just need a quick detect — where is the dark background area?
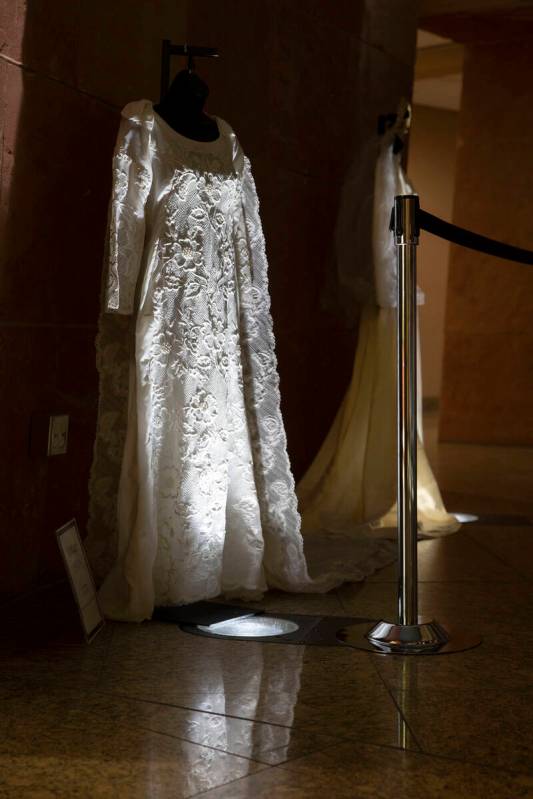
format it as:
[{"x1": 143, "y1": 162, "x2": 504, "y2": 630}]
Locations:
[{"x1": 0, "y1": 0, "x2": 416, "y2": 596}]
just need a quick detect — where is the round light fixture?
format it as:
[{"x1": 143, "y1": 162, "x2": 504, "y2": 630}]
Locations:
[{"x1": 197, "y1": 615, "x2": 299, "y2": 638}]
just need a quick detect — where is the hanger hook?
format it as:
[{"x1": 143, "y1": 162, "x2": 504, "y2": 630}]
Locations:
[{"x1": 183, "y1": 44, "x2": 194, "y2": 73}]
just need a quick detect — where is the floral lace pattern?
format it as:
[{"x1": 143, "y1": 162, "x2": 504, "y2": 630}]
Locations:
[{"x1": 87, "y1": 100, "x2": 395, "y2": 621}]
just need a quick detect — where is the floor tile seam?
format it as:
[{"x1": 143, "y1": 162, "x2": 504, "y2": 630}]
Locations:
[
  {"x1": 367, "y1": 653, "x2": 424, "y2": 752},
  {"x1": 188, "y1": 766, "x2": 277, "y2": 798},
  {"x1": 90, "y1": 687, "x2": 411, "y2": 747},
  {"x1": 79, "y1": 716, "x2": 281, "y2": 767},
  {"x1": 264, "y1": 739, "x2": 350, "y2": 771},
  {"x1": 400, "y1": 740, "x2": 533, "y2": 779},
  {"x1": 256, "y1": 738, "x2": 338, "y2": 762},
  {"x1": 286, "y1": 687, "x2": 408, "y2": 715},
  {"x1": 9, "y1": 698, "x2": 532, "y2": 779},
  {"x1": 289, "y1": 725, "x2": 423, "y2": 755},
  {"x1": 271, "y1": 731, "x2": 533, "y2": 778},
  {"x1": 72, "y1": 696, "x2": 354, "y2": 760},
  {"x1": 463, "y1": 528, "x2": 533, "y2": 581},
  {"x1": 55, "y1": 714, "x2": 340, "y2": 767},
  {"x1": 91, "y1": 688, "x2": 300, "y2": 731},
  {"x1": 3, "y1": 730, "x2": 271, "y2": 797},
  {"x1": 275, "y1": 735, "x2": 437, "y2": 772},
  {"x1": 49, "y1": 704, "x2": 279, "y2": 768}
]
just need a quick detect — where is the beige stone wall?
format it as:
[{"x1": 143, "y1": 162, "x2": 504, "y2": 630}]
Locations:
[
  {"x1": 439, "y1": 38, "x2": 533, "y2": 444},
  {"x1": 0, "y1": 1, "x2": 418, "y2": 595}
]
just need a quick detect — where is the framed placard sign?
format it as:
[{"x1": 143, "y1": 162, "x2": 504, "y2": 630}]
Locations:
[{"x1": 56, "y1": 519, "x2": 105, "y2": 643}]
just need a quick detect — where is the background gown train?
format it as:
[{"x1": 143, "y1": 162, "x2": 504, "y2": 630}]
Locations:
[{"x1": 297, "y1": 117, "x2": 460, "y2": 540}]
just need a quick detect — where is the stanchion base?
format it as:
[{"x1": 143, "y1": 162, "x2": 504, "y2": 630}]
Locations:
[{"x1": 337, "y1": 619, "x2": 482, "y2": 655}]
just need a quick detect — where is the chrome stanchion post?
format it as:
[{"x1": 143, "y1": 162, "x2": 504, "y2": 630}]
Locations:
[
  {"x1": 337, "y1": 194, "x2": 482, "y2": 655},
  {"x1": 396, "y1": 194, "x2": 419, "y2": 628}
]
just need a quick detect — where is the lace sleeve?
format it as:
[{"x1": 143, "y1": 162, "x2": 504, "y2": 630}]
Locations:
[
  {"x1": 105, "y1": 110, "x2": 152, "y2": 314},
  {"x1": 237, "y1": 156, "x2": 310, "y2": 585}
]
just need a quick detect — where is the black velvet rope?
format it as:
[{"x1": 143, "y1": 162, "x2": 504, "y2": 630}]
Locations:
[{"x1": 419, "y1": 209, "x2": 533, "y2": 266}]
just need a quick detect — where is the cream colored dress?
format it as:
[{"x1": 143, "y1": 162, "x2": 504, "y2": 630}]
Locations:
[{"x1": 297, "y1": 128, "x2": 459, "y2": 539}]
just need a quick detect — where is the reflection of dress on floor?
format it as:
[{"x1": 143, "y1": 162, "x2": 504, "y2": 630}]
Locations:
[
  {"x1": 297, "y1": 120, "x2": 459, "y2": 539},
  {"x1": 86, "y1": 100, "x2": 395, "y2": 622}
]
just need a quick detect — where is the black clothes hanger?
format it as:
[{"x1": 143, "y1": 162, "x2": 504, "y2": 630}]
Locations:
[
  {"x1": 377, "y1": 100, "x2": 411, "y2": 154},
  {"x1": 154, "y1": 42, "x2": 220, "y2": 142}
]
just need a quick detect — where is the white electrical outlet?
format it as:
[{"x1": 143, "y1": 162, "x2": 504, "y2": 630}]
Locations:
[{"x1": 48, "y1": 415, "x2": 69, "y2": 456}]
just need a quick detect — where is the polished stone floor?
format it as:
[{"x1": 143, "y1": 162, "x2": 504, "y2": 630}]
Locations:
[{"x1": 1, "y1": 419, "x2": 533, "y2": 797}]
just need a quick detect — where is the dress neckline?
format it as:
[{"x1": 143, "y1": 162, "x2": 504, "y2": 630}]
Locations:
[{"x1": 149, "y1": 101, "x2": 224, "y2": 151}]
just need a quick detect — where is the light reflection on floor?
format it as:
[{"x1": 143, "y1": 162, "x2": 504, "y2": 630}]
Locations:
[{"x1": 1, "y1": 414, "x2": 532, "y2": 797}]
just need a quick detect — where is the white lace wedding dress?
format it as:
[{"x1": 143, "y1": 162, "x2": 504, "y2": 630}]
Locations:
[{"x1": 87, "y1": 100, "x2": 394, "y2": 622}]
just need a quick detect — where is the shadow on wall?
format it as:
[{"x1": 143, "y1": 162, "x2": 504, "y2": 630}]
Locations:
[
  {"x1": 0, "y1": 0, "x2": 418, "y2": 597},
  {"x1": 185, "y1": 0, "x2": 418, "y2": 477},
  {"x1": 0, "y1": 2, "x2": 185, "y2": 596}
]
